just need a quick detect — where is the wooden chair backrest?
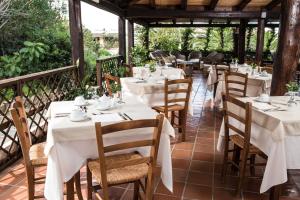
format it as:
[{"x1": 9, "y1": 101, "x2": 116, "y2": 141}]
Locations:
[
  {"x1": 260, "y1": 66, "x2": 273, "y2": 74},
  {"x1": 222, "y1": 94, "x2": 252, "y2": 150},
  {"x1": 104, "y1": 73, "x2": 121, "y2": 97},
  {"x1": 215, "y1": 65, "x2": 230, "y2": 82},
  {"x1": 163, "y1": 78, "x2": 193, "y2": 116},
  {"x1": 224, "y1": 71, "x2": 248, "y2": 98},
  {"x1": 122, "y1": 64, "x2": 133, "y2": 77},
  {"x1": 10, "y1": 96, "x2": 32, "y2": 168},
  {"x1": 94, "y1": 114, "x2": 164, "y2": 199}
]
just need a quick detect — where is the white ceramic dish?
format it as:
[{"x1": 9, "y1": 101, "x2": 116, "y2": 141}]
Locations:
[
  {"x1": 70, "y1": 114, "x2": 89, "y2": 122},
  {"x1": 74, "y1": 101, "x2": 89, "y2": 106},
  {"x1": 255, "y1": 97, "x2": 271, "y2": 103}
]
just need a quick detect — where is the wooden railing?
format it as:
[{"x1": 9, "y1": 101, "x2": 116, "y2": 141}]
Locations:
[
  {"x1": 96, "y1": 55, "x2": 124, "y2": 93},
  {"x1": 0, "y1": 66, "x2": 78, "y2": 171}
]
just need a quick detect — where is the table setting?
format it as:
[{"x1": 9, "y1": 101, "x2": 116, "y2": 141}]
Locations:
[
  {"x1": 44, "y1": 95, "x2": 175, "y2": 200},
  {"x1": 217, "y1": 87, "x2": 300, "y2": 194},
  {"x1": 211, "y1": 64, "x2": 273, "y2": 107},
  {"x1": 120, "y1": 66, "x2": 194, "y2": 116}
]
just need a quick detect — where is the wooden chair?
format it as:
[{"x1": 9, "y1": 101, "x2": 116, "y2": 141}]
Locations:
[
  {"x1": 224, "y1": 71, "x2": 248, "y2": 98},
  {"x1": 86, "y1": 114, "x2": 164, "y2": 200},
  {"x1": 260, "y1": 66, "x2": 273, "y2": 74},
  {"x1": 221, "y1": 94, "x2": 267, "y2": 195},
  {"x1": 213, "y1": 65, "x2": 230, "y2": 98},
  {"x1": 104, "y1": 73, "x2": 121, "y2": 97},
  {"x1": 10, "y1": 96, "x2": 83, "y2": 200},
  {"x1": 152, "y1": 78, "x2": 193, "y2": 142}
]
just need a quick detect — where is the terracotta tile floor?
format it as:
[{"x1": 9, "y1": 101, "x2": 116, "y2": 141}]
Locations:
[{"x1": 1, "y1": 71, "x2": 300, "y2": 199}]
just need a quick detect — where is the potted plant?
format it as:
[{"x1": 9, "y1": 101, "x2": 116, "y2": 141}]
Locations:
[
  {"x1": 111, "y1": 82, "x2": 122, "y2": 102},
  {"x1": 250, "y1": 63, "x2": 257, "y2": 75}
]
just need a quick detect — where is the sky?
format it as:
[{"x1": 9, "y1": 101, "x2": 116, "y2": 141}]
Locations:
[{"x1": 81, "y1": 2, "x2": 118, "y2": 33}]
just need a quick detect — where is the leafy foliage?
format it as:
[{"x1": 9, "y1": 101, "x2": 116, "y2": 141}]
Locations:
[{"x1": 130, "y1": 45, "x2": 149, "y2": 67}]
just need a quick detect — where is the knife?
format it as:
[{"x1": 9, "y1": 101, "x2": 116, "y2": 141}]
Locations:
[
  {"x1": 118, "y1": 112, "x2": 127, "y2": 120},
  {"x1": 123, "y1": 113, "x2": 133, "y2": 120}
]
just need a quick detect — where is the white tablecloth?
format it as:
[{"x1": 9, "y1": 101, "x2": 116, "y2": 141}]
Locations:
[
  {"x1": 44, "y1": 97, "x2": 175, "y2": 200},
  {"x1": 217, "y1": 96, "x2": 300, "y2": 193},
  {"x1": 121, "y1": 67, "x2": 193, "y2": 116},
  {"x1": 133, "y1": 66, "x2": 185, "y2": 79},
  {"x1": 208, "y1": 66, "x2": 272, "y2": 107}
]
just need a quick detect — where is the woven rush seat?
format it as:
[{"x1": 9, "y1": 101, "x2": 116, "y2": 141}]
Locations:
[
  {"x1": 153, "y1": 104, "x2": 184, "y2": 113},
  {"x1": 88, "y1": 152, "x2": 149, "y2": 186},
  {"x1": 29, "y1": 142, "x2": 47, "y2": 166},
  {"x1": 230, "y1": 135, "x2": 261, "y2": 154}
]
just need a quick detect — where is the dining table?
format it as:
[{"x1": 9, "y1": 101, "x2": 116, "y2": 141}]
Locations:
[
  {"x1": 207, "y1": 64, "x2": 272, "y2": 107},
  {"x1": 44, "y1": 96, "x2": 175, "y2": 200},
  {"x1": 121, "y1": 66, "x2": 193, "y2": 116},
  {"x1": 217, "y1": 96, "x2": 300, "y2": 199}
]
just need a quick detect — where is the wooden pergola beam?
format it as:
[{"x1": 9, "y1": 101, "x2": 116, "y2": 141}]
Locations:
[
  {"x1": 147, "y1": 23, "x2": 279, "y2": 28},
  {"x1": 235, "y1": 0, "x2": 252, "y2": 10},
  {"x1": 265, "y1": 0, "x2": 281, "y2": 10},
  {"x1": 81, "y1": 0, "x2": 124, "y2": 16},
  {"x1": 207, "y1": 0, "x2": 219, "y2": 10},
  {"x1": 150, "y1": 0, "x2": 155, "y2": 8},
  {"x1": 181, "y1": 0, "x2": 188, "y2": 9},
  {"x1": 125, "y1": 8, "x2": 280, "y2": 19}
]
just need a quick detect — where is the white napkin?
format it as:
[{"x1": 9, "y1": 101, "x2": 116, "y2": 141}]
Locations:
[
  {"x1": 253, "y1": 102, "x2": 276, "y2": 111},
  {"x1": 92, "y1": 113, "x2": 124, "y2": 123}
]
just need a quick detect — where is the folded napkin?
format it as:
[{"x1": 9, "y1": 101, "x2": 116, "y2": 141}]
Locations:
[
  {"x1": 253, "y1": 102, "x2": 276, "y2": 111},
  {"x1": 92, "y1": 113, "x2": 124, "y2": 123}
]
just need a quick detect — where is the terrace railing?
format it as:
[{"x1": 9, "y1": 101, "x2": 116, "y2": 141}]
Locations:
[
  {"x1": 0, "y1": 66, "x2": 78, "y2": 171},
  {"x1": 96, "y1": 55, "x2": 124, "y2": 93}
]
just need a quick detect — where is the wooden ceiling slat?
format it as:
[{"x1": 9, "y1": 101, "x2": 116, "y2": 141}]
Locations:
[
  {"x1": 207, "y1": 0, "x2": 219, "y2": 10},
  {"x1": 236, "y1": 0, "x2": 252, "y2": 10},
  {"x1": 181, "y1": 0, "x2": 188, "y2": 9},
  {"x1": 126, "y1": 7, "x2": 280, "y2": 19},
  {"x1": 265, "y1": 0, "x2": 281, "y2": 10}
]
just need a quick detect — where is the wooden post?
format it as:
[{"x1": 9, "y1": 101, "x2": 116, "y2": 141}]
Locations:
[
  {"x1": 233, "y1": 28, "x2": 239, "y2": 58},
  {"x1": 238, "y1": 19, "x2": 247, "y2": 64},
  {"x1": 271, "y1": 0, "x2": 300, "y2": 96},
  {"x1": 145, "y1": 26, "x2": 149, "y2": 52},
  {"x1": 118, "y1": 17, "x2": 126, "y2": 60},
  {"x1": 127, "y1": 20, "x2": 134, "y2": 64},
  {"x1": 255, "y1": 18, "x2": 265, "y2": 65},
  {"x1": 68, "y1": 0, "x2": 84, "y2": 80}
]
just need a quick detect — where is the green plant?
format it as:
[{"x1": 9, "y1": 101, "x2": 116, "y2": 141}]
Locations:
[
  {"x1": 131, "y1": 45, "x2": 148, "y2": 67},
  {"x1": 64, "y1": 76, "x2": 97, "y2": 100},
  {"x1": 111, "y1": 82, "x2": 122, "y2": 94},
  {"x1": 147, "y1": 60, "x2": 157, "y2": 72},
  {"x1": 286, "y1": 82, "x2": 299, "y2": 92},
  {"x1": 251, "y1": 63, "x2": 257, "y2": 69}
]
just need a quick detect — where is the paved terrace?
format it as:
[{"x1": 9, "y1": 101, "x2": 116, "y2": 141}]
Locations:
[{"x1": 0, "y1": 71, "x2": 299, "y2": 200}]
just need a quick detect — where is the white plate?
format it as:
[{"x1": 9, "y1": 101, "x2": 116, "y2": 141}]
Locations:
[
  {"x1": 74, "y1": 101, "x2": 89, "y2": 106},
  {"x1": 70, "y1": 114, "x2": 89, "y2": 122},
  {"x1": 254, "y1": 97, "x2": 271, "y2": 103}
]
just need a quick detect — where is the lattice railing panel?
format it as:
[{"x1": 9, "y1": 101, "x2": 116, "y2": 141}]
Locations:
[
  {"x1": 95, "y1": 55, "x2": 124, "y2": 93},
  {"x1": 0, "y1": 66, "x2": 78, "y2": 171}
]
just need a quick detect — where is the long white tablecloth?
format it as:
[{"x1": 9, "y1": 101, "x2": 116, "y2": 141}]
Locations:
[
  {"x1": 207, "y1": 65, "x2": 272, "y2": 107},
  {"x1": 44, "y1": 97, "x2": 175, "y2": 200},
  {"x1": 121, "y1": 67, "x2": 193, "y2": 116},
  {"x1": 217, "y1": 96, "x2": 300, "y2": 193}
]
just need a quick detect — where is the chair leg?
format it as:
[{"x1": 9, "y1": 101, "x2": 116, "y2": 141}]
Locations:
[
  {"x1": 213, "y1": 82, "x2": 218, "y2": 98},
  {"x1": 27, "y1": 170, "x2": 35, "y2": 200},
  {"x1": 66, "y1": 177, "x2": 75, "y2": 200},
  {"x1": 231, "y1": 144, "x2": 241, "y2": 174},
  {"x1": 250, "y1": 154, "x2": 256, "y2": 176},
  {"x1": 75, "y1": 171, "x2": 83, "y2": 200},
  {"x1": 236, "y1": 148, "x2": 248, "y2": 196},
  {"x1": 145, "y1": 168, "x2": 154, "y2": 200},
  {"x1": 87, "y1": 165, "x2": 93, "y2": 200},
  {"x1": 179, "y1": 111, "x2": 187, "y2": 142},
  {"x1": 171, "y1": 111, "x2": 175, "y2": 126},
  {"x1": 221, "y1": 138, "x2": 229, "y2": 182},
  {"x1": 133, "y1": 181, "x2": 139, "y2": 200}
]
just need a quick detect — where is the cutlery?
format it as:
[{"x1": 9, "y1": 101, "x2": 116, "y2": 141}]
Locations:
[
  {"x1": 123, "y1": 113, "x2": 133, "y2": 120},
  {"x1": 118, "y1": 112, "x2": 127, "y2": 120}
]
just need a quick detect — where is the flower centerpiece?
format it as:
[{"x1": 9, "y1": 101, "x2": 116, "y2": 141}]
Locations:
[
  {"x1": 286, "y1": 81, "x2": 299, "y2": 106},
  {"x1": 250, "y1": 63, "x2": 257, "y2": 75},
  {"x1": 147, "y1": 60, "x2": 157, "y2": 73}
]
